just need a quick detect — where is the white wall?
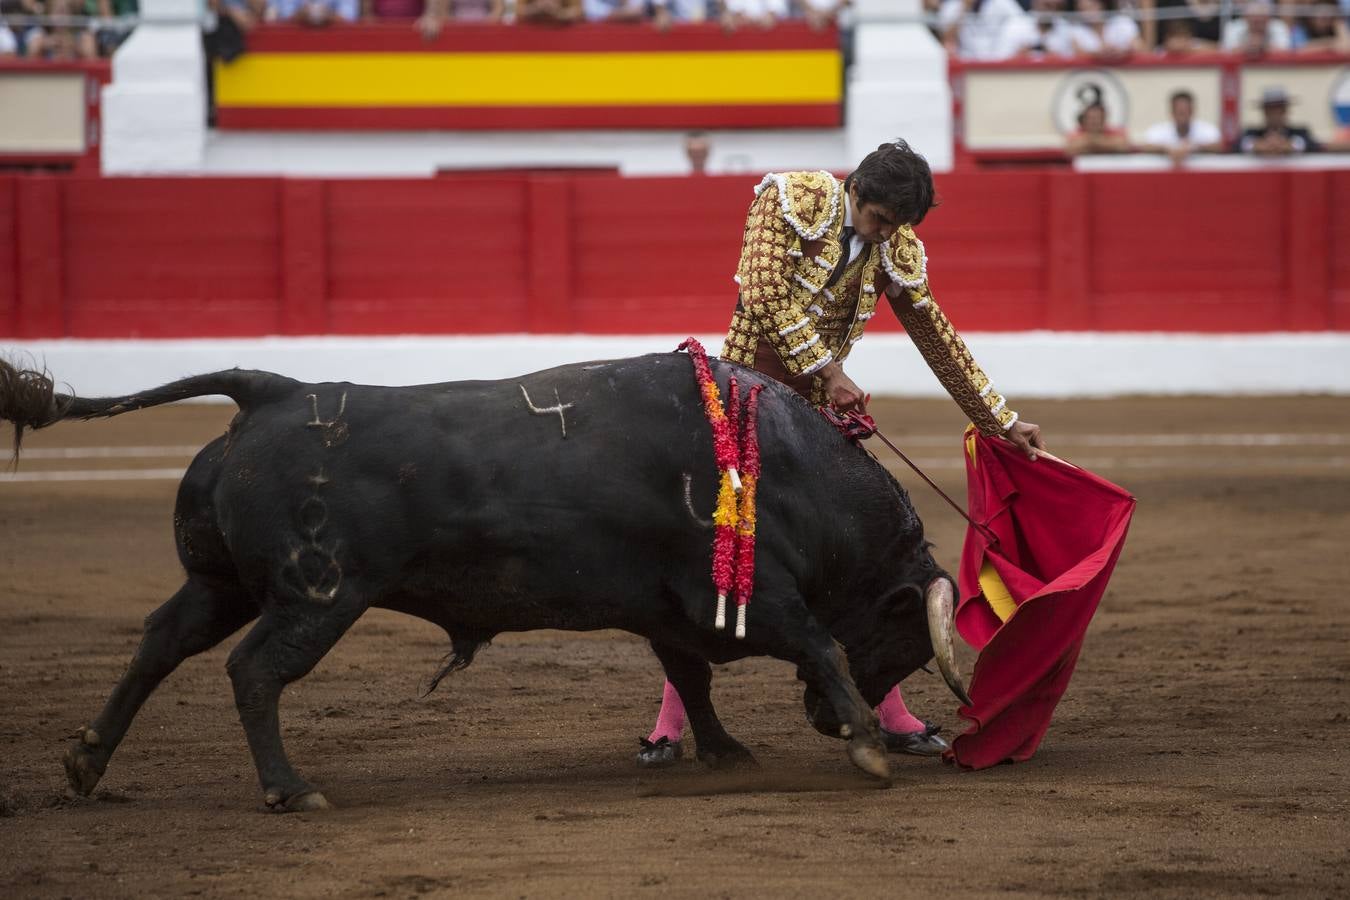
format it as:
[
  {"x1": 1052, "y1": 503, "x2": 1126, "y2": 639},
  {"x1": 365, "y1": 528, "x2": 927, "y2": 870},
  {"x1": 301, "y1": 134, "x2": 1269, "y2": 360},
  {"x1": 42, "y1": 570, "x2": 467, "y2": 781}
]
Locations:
[{"x1": 6, "y1": 334, "x2": 1348, "y2": 400}]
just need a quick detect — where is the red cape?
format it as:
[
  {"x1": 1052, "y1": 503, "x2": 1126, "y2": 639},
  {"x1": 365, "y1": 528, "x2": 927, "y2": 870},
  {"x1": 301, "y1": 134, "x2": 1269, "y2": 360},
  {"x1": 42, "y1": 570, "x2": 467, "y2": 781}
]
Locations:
[{"x1": 945, "y1": 430, "x2": 1135, "y2": 769}]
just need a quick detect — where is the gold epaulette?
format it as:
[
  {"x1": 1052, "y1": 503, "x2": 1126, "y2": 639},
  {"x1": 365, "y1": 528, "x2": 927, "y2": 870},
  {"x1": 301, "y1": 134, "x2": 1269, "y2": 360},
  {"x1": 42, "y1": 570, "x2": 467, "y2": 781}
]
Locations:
[
  {"x1": 752, "y1": 171, "x2": 841, "y2": 241},
  {"x1": 881, "y1": 225, "x2": 928, "y2": 289}
]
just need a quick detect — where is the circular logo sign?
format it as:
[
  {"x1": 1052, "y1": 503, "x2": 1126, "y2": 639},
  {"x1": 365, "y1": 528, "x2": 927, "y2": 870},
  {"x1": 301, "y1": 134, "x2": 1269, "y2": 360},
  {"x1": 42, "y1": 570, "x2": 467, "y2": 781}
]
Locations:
[
  {"x1": 1330, "y1": 66, "x2": 1350, "y2": 127},
  {"x1": 1052, "y1": 69, "x2": 1130, "y2": 135}
]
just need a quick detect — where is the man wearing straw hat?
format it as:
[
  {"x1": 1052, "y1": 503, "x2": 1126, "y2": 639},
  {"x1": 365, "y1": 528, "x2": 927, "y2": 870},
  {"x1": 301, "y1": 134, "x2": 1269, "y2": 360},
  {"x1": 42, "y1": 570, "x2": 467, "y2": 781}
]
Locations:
[{"x1": 1236, "y1": 86, "x2": 1323, "y2": 155}]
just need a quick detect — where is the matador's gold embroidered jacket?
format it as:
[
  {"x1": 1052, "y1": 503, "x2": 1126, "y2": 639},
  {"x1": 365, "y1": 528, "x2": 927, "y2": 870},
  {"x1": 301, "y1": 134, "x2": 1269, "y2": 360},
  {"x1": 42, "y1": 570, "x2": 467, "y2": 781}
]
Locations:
[{"x1": 720, "y1": 170, "x2": 1018, "y2": 435}]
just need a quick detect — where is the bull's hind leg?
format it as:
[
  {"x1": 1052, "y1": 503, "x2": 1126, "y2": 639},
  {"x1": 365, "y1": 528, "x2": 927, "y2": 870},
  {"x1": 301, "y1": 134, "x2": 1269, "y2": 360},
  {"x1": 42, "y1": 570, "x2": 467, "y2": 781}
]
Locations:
[
  {"x1": 225, "y1": 599, "x2": 365, "y2": 813},
  {"x1": 64, "y1": 576, "x2": 257, "y2": 797},
  {"x1": 649, "y1": 642, "x2": 756, "y2": 770}
]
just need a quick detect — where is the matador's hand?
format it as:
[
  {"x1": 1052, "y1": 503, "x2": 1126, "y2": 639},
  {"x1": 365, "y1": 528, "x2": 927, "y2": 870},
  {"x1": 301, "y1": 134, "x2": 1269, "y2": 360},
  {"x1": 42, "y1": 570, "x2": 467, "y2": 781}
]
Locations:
[
  {"x1": 1003, "y1": 420, "x2": 1046, "y2": 461},
  {"x1": 820, "y1": 362, "x2": 867, "y2": 414}
]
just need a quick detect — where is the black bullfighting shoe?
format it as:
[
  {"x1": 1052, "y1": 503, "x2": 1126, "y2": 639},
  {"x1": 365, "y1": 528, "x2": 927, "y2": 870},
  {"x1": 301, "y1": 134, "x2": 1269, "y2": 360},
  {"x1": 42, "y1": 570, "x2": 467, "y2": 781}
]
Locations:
[
  {"x1": 636, "y1": 736, "x2": 683, "y2": 768},
  {"x1": 880, "y1": 720, "x2": 950, "y2": 757}
]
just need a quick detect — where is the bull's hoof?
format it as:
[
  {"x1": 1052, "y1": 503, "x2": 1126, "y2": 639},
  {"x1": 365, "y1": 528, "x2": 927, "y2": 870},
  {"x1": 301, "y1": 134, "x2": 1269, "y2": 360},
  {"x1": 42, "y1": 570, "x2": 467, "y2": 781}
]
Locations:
[
  {"x1": 847, "y1": 736, "x2": 892, "y2": 782},
  {"x1": 637, "y1": 736, "x2": 683, "y2": 769},
  {"x1": 881, "y1": 722, "x2": 949, "y2": 757},
  {"x1": 697, "y1": 744, "x2": 757, "y2": 771},
  {"x1": 264, "y1": 789, "x2": 332, "y2": 814},
  {"x1": 63, "y1": 729, "x2": 108, "y2": 797}
]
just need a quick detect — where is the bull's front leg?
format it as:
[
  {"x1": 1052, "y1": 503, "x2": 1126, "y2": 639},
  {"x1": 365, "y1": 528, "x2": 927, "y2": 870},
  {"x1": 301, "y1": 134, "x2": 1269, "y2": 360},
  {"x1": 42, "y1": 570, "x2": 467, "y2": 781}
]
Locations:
[
  {"x1": 648, "y1": 642, "x2": 756, "y2": 770},
  {"x1": 793, "y1": 622, "x2": 890, "y2": 781}
]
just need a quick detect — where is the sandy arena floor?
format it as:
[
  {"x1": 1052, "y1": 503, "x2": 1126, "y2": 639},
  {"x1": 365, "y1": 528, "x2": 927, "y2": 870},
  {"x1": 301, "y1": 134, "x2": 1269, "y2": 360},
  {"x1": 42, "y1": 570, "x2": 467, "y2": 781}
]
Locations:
[{"x1": 1, "y1": 394, "x2": 1348, "y2": 898}]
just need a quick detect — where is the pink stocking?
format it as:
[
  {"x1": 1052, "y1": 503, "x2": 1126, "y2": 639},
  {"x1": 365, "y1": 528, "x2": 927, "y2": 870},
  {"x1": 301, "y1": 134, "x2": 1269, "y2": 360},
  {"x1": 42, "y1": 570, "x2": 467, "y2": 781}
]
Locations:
[
  {"x1": 646, "y1": 680, "x2": 687, "y2": 743},
  {"x1": 876, "y1": 685, "x2": 925, "y2": 734}
]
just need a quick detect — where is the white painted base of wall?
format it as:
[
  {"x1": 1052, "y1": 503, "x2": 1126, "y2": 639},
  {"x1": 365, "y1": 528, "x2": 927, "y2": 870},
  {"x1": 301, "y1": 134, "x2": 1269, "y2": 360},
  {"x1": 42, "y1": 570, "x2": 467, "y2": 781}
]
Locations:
[
  {"x1": 199, "y1": 129, "x2": 852, "y2": 179},
  {"x1": 5, "y1": 333, "x2": 1348, "y2": 401}
]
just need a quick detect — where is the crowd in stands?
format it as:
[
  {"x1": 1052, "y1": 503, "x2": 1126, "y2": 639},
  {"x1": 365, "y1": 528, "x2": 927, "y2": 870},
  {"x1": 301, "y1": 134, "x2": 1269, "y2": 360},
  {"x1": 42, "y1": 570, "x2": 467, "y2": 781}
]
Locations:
[
  {"x1": 2, "y1": 0, "x2": 1346, "y2": 61},
  {"x1": 1067, "y1": 84, "x2": 1350, "y2": 158},
  {"x1": 931, "y1": 0, "x2": 1350, "y2": 59},
  {"x1": 0, "y1": 0, "x2": 855, "y2": 57},
  {"x1": 0, "y1": 0, "x2": 137, "y2": 59},
  {"x1": 208, "y1": 0, "x2": 853, "y2": 35}
]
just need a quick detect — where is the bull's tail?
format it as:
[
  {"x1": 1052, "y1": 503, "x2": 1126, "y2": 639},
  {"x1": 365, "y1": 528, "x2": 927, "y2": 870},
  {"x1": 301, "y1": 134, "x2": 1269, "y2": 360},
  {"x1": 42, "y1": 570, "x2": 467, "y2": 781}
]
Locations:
[{"x1": 0, "y1": 358, "x2": 299, "y2": 460}]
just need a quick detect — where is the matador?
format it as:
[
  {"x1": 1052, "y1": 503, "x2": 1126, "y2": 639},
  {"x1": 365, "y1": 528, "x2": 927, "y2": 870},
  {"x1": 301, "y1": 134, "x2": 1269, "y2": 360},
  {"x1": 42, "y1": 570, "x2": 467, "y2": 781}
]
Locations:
[{"x1": 637, "y1": 140, "x2": 1047, "y2": 768}]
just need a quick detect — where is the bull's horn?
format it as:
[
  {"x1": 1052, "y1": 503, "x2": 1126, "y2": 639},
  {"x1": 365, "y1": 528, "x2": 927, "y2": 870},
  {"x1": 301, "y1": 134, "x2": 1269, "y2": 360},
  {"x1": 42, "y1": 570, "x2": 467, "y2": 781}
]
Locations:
[{"x1": 926, "y1": 577, "x2": 973, "y2": 708}]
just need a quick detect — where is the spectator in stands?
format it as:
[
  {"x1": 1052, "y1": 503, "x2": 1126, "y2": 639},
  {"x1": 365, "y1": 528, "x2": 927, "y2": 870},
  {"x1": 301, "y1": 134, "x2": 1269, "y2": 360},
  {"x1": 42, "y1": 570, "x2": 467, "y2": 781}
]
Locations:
[
  {"x1": 274, "y1": 0, "x2": 359, "y2": 25},
  {"x1": 4, "y1": 0, "x2": 39, "y2": 54},
  {"x1": 938, "y1": 0, "x2": 1034, "y2": 59},
  {"x1": 1283, "y1": 1, "x2": 1350, "y2": 51},
  {"x1": 518, "y1": 0, "x2": 582, "y2": 23},
  {"x1": 583, "y1": 0, "x2": 646, "y2": 21},
  {"x1": 798, "y1": 0, "x2": 850, "y2": 31},
  {"x1": 86, "y1": 0, "x2": 136, "y2": 55},
  {"x1": 1154, "y1": 0, "x2": 1222, "y2": 52},
  {"x1": 1138, "y1": 89, "x2": 1224, "y2": 162},
  {"x1": 23, "y1": 0, "x2": 98, "y2": 58},
  {"x1": 1221, "y1": 0, "x2": 1291, "y2": 53},
  {"x1": 0, "y1": 21, "x2": 16, "y2": 56},
  {"x1": 1235, "y1": 86, "x2": 1322, "y2": 154},
  {"x1": 404, "y1": 0, "x2": 504, "y2": 38},
  {"x1": 1069, "y1": 0, "x2": 1145, "y2": 55},
  {"x1": 685, "y1": 131, "x2": 711, "y2": 174},
  {"x1": 652, "y1": 0, "x2": 710, "y2": 28},
  {"x1": 203, "y1": 0, "x2": 249, "y2": 72},
  {"x1": 1003, "y1": 0, "x2": 1080, "y2": 57},
  {"x1": 210, "y1": 0, "x2": 264, "y2": 34},
  {"x1": 1133, "y1": 0, "x2": 1158, "y2": 47},
  {"x1": 722, "y1": 0, "x2": 788, "y2": 29},
  {"x1": 1066, "y1": 100, "x2": 1132, "y2": 155}
]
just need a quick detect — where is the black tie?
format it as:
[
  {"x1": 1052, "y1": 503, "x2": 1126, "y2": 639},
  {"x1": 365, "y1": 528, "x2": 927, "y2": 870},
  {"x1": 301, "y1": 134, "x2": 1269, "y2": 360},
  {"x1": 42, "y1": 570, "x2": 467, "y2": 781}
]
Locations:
[{"x1": 826, "y1": 226, "x2": 855, "y2": 289}]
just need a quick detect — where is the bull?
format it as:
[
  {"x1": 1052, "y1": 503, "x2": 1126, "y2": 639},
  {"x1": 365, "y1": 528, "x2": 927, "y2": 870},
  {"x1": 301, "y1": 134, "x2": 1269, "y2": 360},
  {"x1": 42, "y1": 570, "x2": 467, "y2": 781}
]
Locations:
[{"x1": 0, "y1": 352, "x2": 968, "y2": 811}]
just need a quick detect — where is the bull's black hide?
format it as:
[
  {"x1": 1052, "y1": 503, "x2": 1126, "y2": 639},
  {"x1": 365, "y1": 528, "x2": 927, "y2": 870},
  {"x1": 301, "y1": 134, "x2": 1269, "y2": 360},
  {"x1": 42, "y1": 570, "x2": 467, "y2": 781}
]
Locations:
[{"x1": 1, "y1": 353, "x2": 949, "y2": 811}]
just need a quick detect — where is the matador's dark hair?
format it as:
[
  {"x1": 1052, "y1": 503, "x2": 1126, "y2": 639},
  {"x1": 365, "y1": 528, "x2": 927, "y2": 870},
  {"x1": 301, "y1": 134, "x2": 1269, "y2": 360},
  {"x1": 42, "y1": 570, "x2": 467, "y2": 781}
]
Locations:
[{"x1": 844, "y1": 139, "x2": 938, "y2": 227}]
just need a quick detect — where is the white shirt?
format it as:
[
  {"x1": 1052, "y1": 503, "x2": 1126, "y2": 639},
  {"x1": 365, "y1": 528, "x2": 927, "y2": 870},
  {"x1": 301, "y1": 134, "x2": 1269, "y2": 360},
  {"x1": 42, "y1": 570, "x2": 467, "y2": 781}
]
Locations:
[
  {"x1": 723, "y1": 0, "x2": 789, "y2": 16},
  {"x1": 997, "y1": 13, "x2": 1080, "y2": 57},
  {"x1": 1066, "y1": 15, "x2": 1141, "y2": 53},
  {"x1": 842, "y1": 196, "x2": 865, "y2": 266},
  {"x1": 1142, "y1": 118, "x2": 1222, "y2": 148},
  {"x1": 1221, "y1": 18, "x2": 1293, "y2": 51}
]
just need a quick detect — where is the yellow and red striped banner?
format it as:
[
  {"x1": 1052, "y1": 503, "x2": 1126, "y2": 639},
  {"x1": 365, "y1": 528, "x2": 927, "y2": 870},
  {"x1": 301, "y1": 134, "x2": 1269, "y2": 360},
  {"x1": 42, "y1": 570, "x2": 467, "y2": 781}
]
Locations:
[{"x1": 214, "y1": 22, "x2": 842, "y2": 130}]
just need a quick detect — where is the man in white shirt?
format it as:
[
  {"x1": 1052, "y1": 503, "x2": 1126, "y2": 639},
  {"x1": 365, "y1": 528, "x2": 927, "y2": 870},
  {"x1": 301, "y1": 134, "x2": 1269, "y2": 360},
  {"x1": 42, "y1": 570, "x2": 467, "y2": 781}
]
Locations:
[
  {"x1": 1221, "y1": 0, "x2": 1293, "y2": 53},
  {"x1": 722, "y1": 0, "x2": 789, "y2": 28},
  {"x1": 998, "y1": 0, "x2": 1079, "y2": 58},
  {"x1": 939, "y1": 0, "x2": 1032, "y2": 60},
  {"x1": 1139, "y1": 89, "x2": 1225, "y2": 162}
]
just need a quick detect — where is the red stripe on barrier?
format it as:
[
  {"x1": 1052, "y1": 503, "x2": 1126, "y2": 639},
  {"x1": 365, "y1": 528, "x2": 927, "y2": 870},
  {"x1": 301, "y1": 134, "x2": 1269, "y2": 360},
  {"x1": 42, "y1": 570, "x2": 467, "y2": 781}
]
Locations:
[{"x1": 214, "y1": 103, "x2": 842, "y2": 130}]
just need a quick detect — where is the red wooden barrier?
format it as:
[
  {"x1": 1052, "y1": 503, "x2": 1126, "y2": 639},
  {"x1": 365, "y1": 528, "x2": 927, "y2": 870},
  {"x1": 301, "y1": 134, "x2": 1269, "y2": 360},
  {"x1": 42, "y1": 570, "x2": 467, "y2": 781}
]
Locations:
[{"x1": 0, "y1": 170, "x2": 1346, "y2": 340}]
